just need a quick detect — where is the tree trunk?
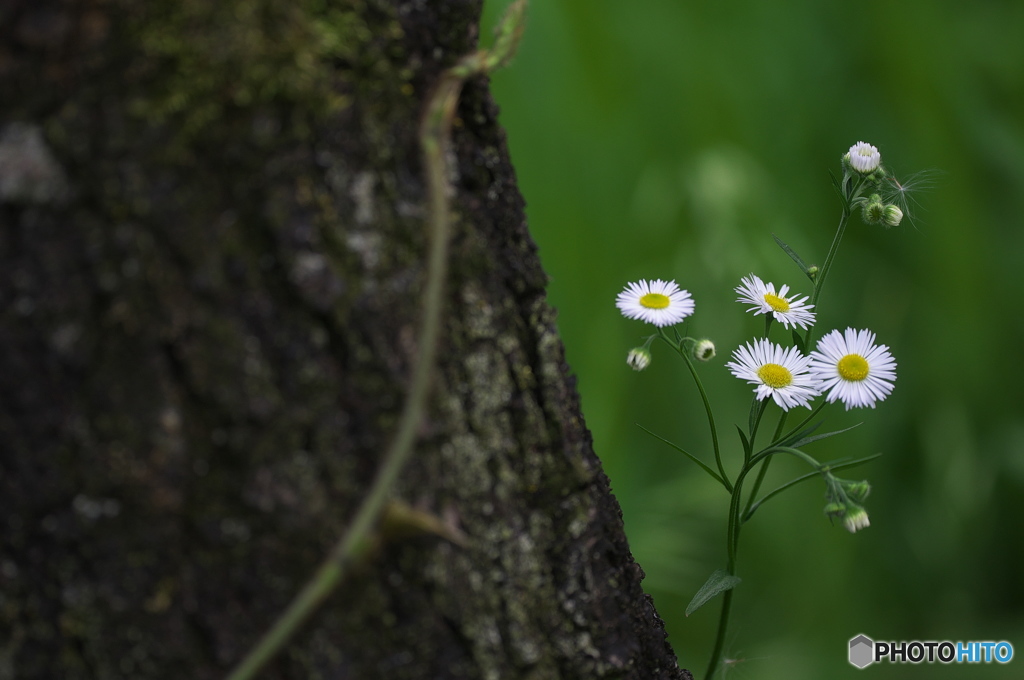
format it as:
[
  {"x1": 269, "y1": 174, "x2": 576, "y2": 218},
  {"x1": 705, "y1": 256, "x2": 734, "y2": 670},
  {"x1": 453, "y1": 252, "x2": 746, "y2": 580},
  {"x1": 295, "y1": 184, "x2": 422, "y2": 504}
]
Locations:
[{"x1": 0, "y1": 1, "x2": 691, "y2": 678}]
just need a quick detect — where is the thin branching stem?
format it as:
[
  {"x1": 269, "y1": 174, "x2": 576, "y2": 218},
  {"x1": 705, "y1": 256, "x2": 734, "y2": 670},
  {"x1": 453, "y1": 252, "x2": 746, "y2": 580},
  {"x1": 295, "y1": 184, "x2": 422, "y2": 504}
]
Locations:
[
  {"x1": 224, "y1": 5, "x2": 528, "y2": 678},
  {"x1": 742, "y1": 410, "x2": 788, "y2": 520},
  {"x1": 804, "y1": 176, "x2": 865, "y2": 347},
  {"x1": 661, "y1": 329, "x2": 730, "y2": 490},
  {"x1": 744, "y1": 453, "x2": 882, "y2": 521},
  {"x1": 706, "y1": 396, "x2": 771, "y2": 680},
  {"x1": 759, "y1": 400, "x2": 826, "y2": 455}
]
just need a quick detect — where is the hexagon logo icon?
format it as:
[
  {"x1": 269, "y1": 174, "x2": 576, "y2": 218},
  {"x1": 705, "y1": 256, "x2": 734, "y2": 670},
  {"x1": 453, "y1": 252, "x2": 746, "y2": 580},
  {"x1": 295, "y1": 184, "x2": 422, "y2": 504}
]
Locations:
[{"x1": 849, "y1": 634, "x2": 874, "y2": 668}]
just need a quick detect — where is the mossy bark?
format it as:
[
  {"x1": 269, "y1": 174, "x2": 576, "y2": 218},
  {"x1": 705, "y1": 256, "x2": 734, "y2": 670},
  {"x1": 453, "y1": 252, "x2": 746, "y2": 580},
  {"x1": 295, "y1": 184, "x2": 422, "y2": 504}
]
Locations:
[{"x1": 0, "y1": 1, "x2": 692, "y2": 678}]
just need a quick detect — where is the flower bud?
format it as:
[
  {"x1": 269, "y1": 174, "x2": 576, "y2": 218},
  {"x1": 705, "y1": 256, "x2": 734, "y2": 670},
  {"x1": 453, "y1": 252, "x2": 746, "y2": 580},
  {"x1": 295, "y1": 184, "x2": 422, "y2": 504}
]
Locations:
[
  {"x1": 862, "y1": 197, "x2": 885, "y2": 225},
  {"x1": 883, "y1": 203, "x2": 903, "y2": 228},
  {"x1": 843, "y1": 506, "x2": 870, "y2": 533},
  {"x1": 627, "y1": 347, "x2": 652, "y2": 371},
  {"x1": 842, "y1": 480, "x2": 871, "y2": 503},
  {"x1": 848, "y1": 141, "x2": 881, "y2": 174},
  {"x1": 823, "y1": 502, "x2": 846, "y2": 518},
  {"x1": 692, "y1": 339, "x2": 716, "y2": 362}
]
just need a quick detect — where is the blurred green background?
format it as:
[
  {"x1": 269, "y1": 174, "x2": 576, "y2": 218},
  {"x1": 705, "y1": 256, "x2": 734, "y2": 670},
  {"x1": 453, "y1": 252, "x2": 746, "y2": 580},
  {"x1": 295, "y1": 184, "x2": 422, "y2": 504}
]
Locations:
[{"x1": 483, "y1": 0, "x2": 1024, "y2": 677}]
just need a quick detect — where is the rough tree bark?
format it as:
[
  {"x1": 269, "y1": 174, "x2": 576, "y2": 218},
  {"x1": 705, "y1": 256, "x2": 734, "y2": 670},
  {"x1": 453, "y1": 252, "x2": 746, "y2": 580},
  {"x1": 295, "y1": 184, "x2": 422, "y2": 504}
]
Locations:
[{"x1": 0, "y1": 1, "x2": 692, "y2": 678}]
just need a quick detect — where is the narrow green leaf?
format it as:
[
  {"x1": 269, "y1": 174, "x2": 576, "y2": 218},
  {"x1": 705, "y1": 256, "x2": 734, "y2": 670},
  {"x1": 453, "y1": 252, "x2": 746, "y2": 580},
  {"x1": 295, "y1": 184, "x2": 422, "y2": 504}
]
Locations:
[
  {"x1": 828, "y1": 169, "x2": 845, "y2": 202},
  {"x1": 746, "y1": 398, "x2": 765, "y2": 441},
  {"x1": 686, "y1": 569, "x2": 742, "y2": 616},
  {"x1": 636, "y1": 424, "x2": 729, "y2": 490},
  {"x1": 790, "y1": 328, "x2": 805, "y2": 354},
  {"x1": 791, "y1": 422, "x2": 862, "y2": 448},
  {"x1": 735, "y1": 425, "x2": 750, "y2": 453},
  {"x1": 744, "y1": 452, "x2": 883, "y2": 521},
  {"x1": 772, "y1": 420, "x2": 823, "y2": 449},
  {"x1": 772, "y1": 233, "x2": 810, "y2": 277},
  {"x1": 818, "y1": 451, "x2": 883, "y2": 473}
]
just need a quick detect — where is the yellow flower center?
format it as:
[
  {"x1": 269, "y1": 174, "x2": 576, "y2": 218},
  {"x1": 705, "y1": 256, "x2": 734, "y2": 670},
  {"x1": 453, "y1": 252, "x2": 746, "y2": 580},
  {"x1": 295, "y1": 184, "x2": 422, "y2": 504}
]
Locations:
[
  {"x1": 756, "y1": 363, "x2": 793, "y2": 389},
  {"x1": 640, "y1": 293, "x2": 670, "y2": 309},
  {"x1": 763, "y1": 292, "x2": 790, "y2": 313},
  {"x1": 837, "y1": 354, "x2": 869, "y2": 381}
]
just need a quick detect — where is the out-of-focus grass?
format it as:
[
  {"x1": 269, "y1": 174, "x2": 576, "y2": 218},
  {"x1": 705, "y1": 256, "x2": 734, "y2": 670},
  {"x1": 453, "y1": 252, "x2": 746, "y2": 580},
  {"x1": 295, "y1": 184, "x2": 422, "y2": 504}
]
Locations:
[{"x1": 484, "y1": 0, "x2": 1024, "y2": 676}]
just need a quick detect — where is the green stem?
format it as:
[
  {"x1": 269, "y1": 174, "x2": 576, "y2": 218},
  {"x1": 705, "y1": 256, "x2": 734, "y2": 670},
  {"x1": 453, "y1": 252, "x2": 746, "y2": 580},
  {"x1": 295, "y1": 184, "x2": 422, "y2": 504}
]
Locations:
[
  {"x1": 760, "y1": 400, "x2": 826, "y2": 455},
  {"x1": 636, "y1": 424, "x2": 730, "y2": 490},
  {"x1": 803, "y1": 213, "x2": 846, "y2": 348},
  {"x1": 706, "y1": 484, "x2": 743, "y2": 680},
  {"x1": 709, "y1": 171, "x2": 879, "y2": 679},
  {"x1": 225, "y1": 86, "x2": 455, "y2": 680},
  {"x1": 710, "y1": 448, "x2": 880, "y2": 676},
  {"x1": 662, "y1": 329, "x2": 730, "y2": 491},
  {"x1": 706, "y1": 400, "x2": 768, "y2": 680},
  {"x1": 705, "y1": 455, "x2": 757, "y2": 679},
  {"x1": 223, "y1": 5, "x2": 530, "y2": 673},
  {"x1": 744, "y1": 452, "x2": 881, "y2": 522},
  {"x1": 742, "y1": 411, "x2": 787, "y2": 520},
  {"x1": 705, "y1": 589, "x2": 734, "y2": 680},
  {"x1": 750, "y1": 445, "x2": 821, "y2": 470},
  {"x1": 745, "y1": 398, "x2": 768, "y2": 464},
  {"x1": 804, "y1": 176, "x2": 865, "y2": 347}
]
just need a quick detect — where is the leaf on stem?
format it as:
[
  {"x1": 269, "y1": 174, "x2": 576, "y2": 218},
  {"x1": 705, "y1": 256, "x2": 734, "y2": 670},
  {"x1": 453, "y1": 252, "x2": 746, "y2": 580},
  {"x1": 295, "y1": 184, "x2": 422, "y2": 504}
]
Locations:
[
  {"x1": 772, "y1": 233, "x2": 811, "y2": 279},
  {"x1": 735, "y1": 425, "x2": 750, "y2": 453},
  {"x1": 790, "y1": 328, "x2": 806, "y2": 354},
  {"x1": 828, "y1": 169, "x2": 845, "y2": 203},
  {"x1": 744, "y1": 452, "x2": 883, "y2": 521},
  {"x1": 636, "y1": 424, "x2": 729, "y2": 490},
  {"x1": 791, "y1": 422, "x2": 862, "y2": 449},
  {"x1": 746, "y1": 399, "x2": 767, "y2": 443},
  {"x1": 686, "y1": 569, "x2": 742, "y2": 616},
  {"x1": 773, "y1": 420, "x2": 824, "y2": 449}
]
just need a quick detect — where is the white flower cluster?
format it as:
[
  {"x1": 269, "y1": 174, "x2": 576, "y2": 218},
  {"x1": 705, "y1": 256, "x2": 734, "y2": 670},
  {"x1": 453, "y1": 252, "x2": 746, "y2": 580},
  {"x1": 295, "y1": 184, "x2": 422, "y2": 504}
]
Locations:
[
  {"x1": 615, "y1": 276, "x2": 897, "y2": 411},
  {"x1": 727, "y1": 327, "x2": 896, "y2": 411}
]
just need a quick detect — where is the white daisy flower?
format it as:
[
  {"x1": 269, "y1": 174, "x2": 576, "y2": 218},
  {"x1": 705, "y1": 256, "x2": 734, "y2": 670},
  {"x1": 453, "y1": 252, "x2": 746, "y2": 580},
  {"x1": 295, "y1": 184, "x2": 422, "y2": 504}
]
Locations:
[
  {"x1": 725, "y1": 338, "x2": 821, "y2": 411},
  {"x1": 808, "y1": 328, "x2": 897, "y2": 410},
  {"x1": 615, "y1": 279, "x2": 695, "y2": 327},
  {"x1": 848, "y1": 141, "x2": 881, "y2": 174},
  {"x1": 735, "y1": 274, "x2": 816, "y2": 330}
]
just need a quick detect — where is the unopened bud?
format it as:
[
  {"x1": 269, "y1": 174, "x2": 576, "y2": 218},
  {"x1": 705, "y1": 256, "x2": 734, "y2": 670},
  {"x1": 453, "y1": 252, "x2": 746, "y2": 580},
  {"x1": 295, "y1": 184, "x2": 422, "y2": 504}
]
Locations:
[
  {"x1": 862, "y1": 196, "x2": 885, "y2": 225},
  {"x1": 883, "y1": 204, "x2": 903, "y2": 228},
  {"x1": 627, "y1": 347, "x2": 652, "y2": 371},
  {"x1": 843, "y1": 480, "x2": 871, "y2": 503},
  {"x1": 823, "y1": 502, "x2": 846, "y2": 518},
  {"x1": 692, "y1": 339, "x2": 716, "y2": 362},
  {"x1": 843, "y1": 506, "x2": 870, "y2": 533}
]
